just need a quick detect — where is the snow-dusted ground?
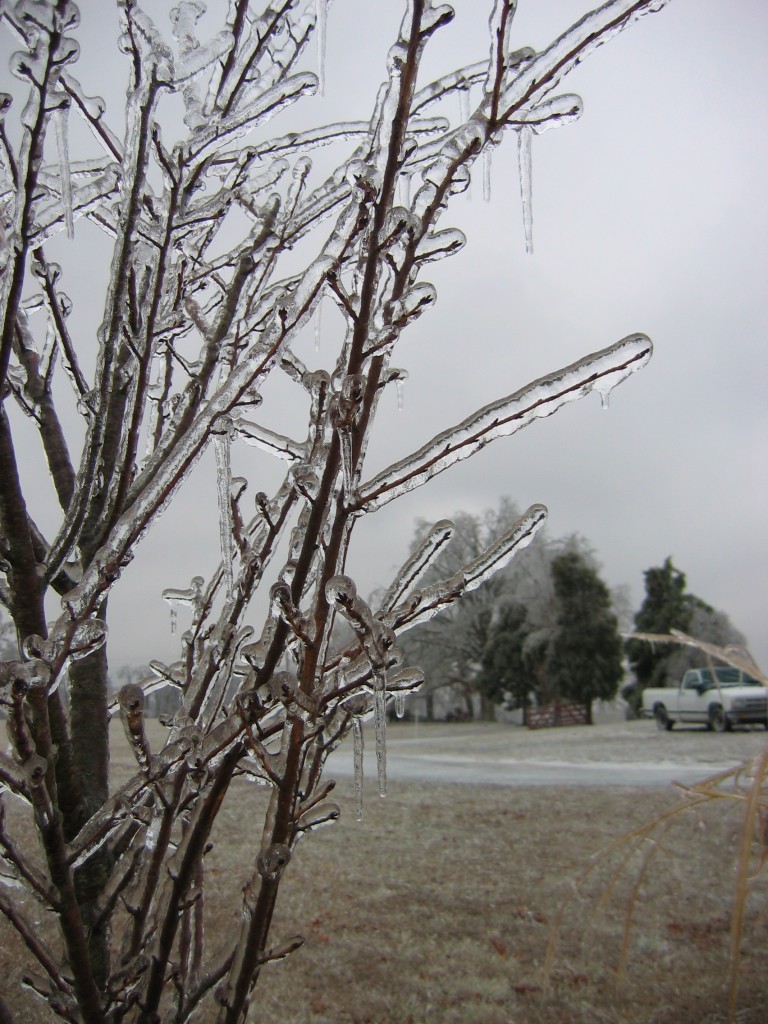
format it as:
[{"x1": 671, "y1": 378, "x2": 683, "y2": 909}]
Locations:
[{"x1": 327, "y1": 719, "x2": 768, "y2": 788}]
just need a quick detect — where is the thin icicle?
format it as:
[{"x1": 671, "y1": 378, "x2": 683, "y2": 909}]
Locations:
[
  {"x1": 53, "y1": 102, "x2": 74, "y2": 239},
  {"x1": 314, "y1": 294, "x2": 322, "y2": 352},
  {"x1": 352, "y1": 717, "x2": 363, "y2": 820},
  {"x1": 373, "y1": 674, "x2": 387, "y2": 798},
  {"x1": 214, "y1": 424, "x2": 234, "y2": 598},
  {"x1": 517, "y1": 125, "x2": 533, "y2": 254},
  {"x1": 482, "y1": 145, "x2": 492, "y2": 202},
  {"x1": 315, "y1": 0, "x2": 327, "y2": 96},
  {"x1": 398, "y1": 170, "x2": 411, "y2": 208},
  {"x1": 459, "y1": 85, "x2": 470, "y2": 125},
  {"x1": 394, "y1": 691, "x2": 406, "y2": 719}
]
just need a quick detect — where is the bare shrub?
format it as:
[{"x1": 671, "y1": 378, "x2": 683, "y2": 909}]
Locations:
[{"x1": 0, "y1": 2, "x2": 667, "y2": 1021}]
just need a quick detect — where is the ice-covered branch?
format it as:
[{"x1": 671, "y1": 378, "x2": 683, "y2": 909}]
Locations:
[
  {"x1": 382, "y1": 503, "x2": 547, "y2": 633},
  {"x1": 499, "y1": 0, "x2": 671, "y2": 122},
  {"x1": 378, "y1": 519, "x2": 454, "y2": 614},
  {"x1": 356, "y1": 335, "x2": 651, "y2": 513}
]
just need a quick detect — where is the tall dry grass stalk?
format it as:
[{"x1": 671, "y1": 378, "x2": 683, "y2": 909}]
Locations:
[{"x1": 546, "y1": 632, "x2": 767, "y2": 1023}]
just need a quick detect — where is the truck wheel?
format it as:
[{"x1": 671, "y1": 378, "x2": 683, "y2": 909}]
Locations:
[
  {"x1": 710, "y1": 706, "x2": 730, "y2": 733},
  {"x1": 654, "y1": 706, "x2": 673, "y2": 731}
]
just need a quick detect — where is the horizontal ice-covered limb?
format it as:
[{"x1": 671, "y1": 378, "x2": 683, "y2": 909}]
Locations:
[
  {"x1": 626, "y1": 631, "x2": 767, "y2": 685},
  {"x1": 510, "y1": 94, "x2": 583, "y2": 135},
  {"x1": 186, "y1": 73, "x2": 318, "y2": 161},
  {"x1": 234, "y1": 419, "x2": 305, "y2": 462},
  {"x1": 499, "y1": 0, "x2": 671, "y2": 117},
  {"x1": 355, "y1": 334, "x2": 652, "y2": 513}
]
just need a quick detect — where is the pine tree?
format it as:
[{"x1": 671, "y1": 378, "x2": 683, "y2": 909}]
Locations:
[
  {"x1": 547, "y1": 551, "x2": 624, "y2": 724},
  {"x1": 477, "y1": 601, "x2": 532, "y2": 720}
]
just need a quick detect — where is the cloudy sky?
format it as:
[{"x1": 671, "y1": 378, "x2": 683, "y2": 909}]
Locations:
[{"x1": 5, "y1": 1, "x2": 767, "y2": 672}]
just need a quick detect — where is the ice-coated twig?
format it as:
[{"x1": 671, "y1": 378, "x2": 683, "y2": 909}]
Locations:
[
  {"x1": 378, "y1": 519, "x2": 454, "y2": 614},
  {"x1": 382, "y1": 505, "x2": 547, "y2": 635},
  {"x1": 118, "y1": 683, "x2": 152, "y2": 773},
  {"x1": 462, "y1": 503, "x2": 547, "y2": 592},
  {"x1": 234, "y1": 419, "x2": 305, "y2": 462},
  {"x1": 356, "y1": 334, "x2": 652, "y2": 513},
  {"x1": 498, "y1": 0, "x2": 672, "y2": 120}
]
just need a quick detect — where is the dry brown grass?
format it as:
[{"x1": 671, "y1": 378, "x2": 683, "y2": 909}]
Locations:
[{"x1": 2, "y1": 722, "x2": 766, "y2": 1023}]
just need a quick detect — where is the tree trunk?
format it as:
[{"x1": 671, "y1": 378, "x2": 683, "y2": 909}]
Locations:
[
  {"x1": 479, "y1": 692, "x2": 496, "y2": 722},
  {"x1": 67, "y1": 605, "x2": 112, "y2": 986}
]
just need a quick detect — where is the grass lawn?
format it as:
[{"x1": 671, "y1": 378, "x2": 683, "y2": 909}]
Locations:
[{"x1": 1, "y1": 721, "x2": 765, "y2": 1023}]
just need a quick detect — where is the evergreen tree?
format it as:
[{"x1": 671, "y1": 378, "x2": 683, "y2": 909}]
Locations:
[
  {"x1": 625, "y1": 558, "x2": 694, "y2": 690},
  {"x1": 625, "y1": 558, "x2": 748, "y2": 707},
  {"x1": 477, "y1": 602, "x2": 532, "y2": 720},
  {"x1": 547, "y1": 551, "x2": 624, "y2": 724}
]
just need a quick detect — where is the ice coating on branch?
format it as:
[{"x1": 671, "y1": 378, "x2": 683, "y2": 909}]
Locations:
[
  {"x1": 415, "y1": 228, "x2": 466, "y2": 264},
  {"x1": 520, "y1": 94, "x2": 583, "y2": 135},
  {"x1": 382, "y1": 510, "x2": 546, "y2": 635},
  {"x1": 391, "y1": 283, "x2": 437, "y2": 325},
  {"x1": 234, "y1": 419, "x2": 304, "y2": 462},
  {"x1": 257, "y1": 843, "x2": 291, "y2": 881},
  {"x1": 356, "y1": 334, "x2": 653, "y2": 513},
  {"x1": 379, "y1": 519, "x2": 454, "y2": 613},
  {"x1": 463, "y1": 504, "x2": 547, "y2": 592},
  {"x1": 517, "y1": 125, "x2": 533, "y2": 254},
  {"x1": 162, "y1": 575, "x2": 204, "y2": 634},
  {"x1": 500, "y1": 0, "x2": 671, "y2": 114}
]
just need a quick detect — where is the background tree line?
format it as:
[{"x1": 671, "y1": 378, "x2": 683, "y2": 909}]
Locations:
[{"x1": 398, "y1": 499, "x2": 747, "y2": 722}]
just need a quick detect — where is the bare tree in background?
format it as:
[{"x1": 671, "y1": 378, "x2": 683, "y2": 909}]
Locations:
[{"x1": 0, "y1": 1, "x2": 667, "y2": 1021}]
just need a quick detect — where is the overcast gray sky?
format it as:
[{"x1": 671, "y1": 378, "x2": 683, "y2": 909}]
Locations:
[{"x1": 6, "y1": 1, "x2": 767, "y2": 672}]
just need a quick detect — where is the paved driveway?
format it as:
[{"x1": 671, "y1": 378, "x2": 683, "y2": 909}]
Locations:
[{"x1": 326, "y1": 720, "x2": 767, "y2": 788}]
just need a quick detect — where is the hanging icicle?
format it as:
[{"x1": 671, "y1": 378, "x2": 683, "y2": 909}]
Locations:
[
  {"x1": 314, "y1": 293, "x2": 322, "y2": 352},
  {"x1": 517, "y1": 125, "x2": 534, "y2": 254},
  {"x1": 316, "y1": 0, "x2": 328, "y2": 96},
  {"x1": 53, "y1": 100, "x2": 74, "y2": 239},
  {"x1": 482, "y1": 144, "x2": 492, "y2": 202},
  {"x1": 352, "y1": 716, "x2": 364, "y2": 820},
  {"x1": 373, "y1": 672, "x2": 387, "y2": 798},
  {"x1": 214, "y1": 418, "x2": 235, "y2": 599}
]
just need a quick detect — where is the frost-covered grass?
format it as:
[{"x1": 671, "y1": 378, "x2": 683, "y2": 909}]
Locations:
[
  {"x1": 175, "y1": 723, "x2": 763, "y2": 1023},
  {"x1": 3, "y1": 721, "x2": 764, "y2": 1022},
  {"x1": 246, "y1": 776, "x2": 767, "y2": 1024}
]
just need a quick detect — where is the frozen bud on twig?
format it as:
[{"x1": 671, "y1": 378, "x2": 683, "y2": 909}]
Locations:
[
  {"x1": 22, "y1": 754, "x2": 48, "y2": 789},
  {"x1": 256, "y1": 843, "x2": 292, "y2": 881}
]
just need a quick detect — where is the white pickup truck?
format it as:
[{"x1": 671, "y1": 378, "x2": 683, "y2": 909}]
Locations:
[{"x1": 642, "y1": 667, "x2": 768, "y2": 732}]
